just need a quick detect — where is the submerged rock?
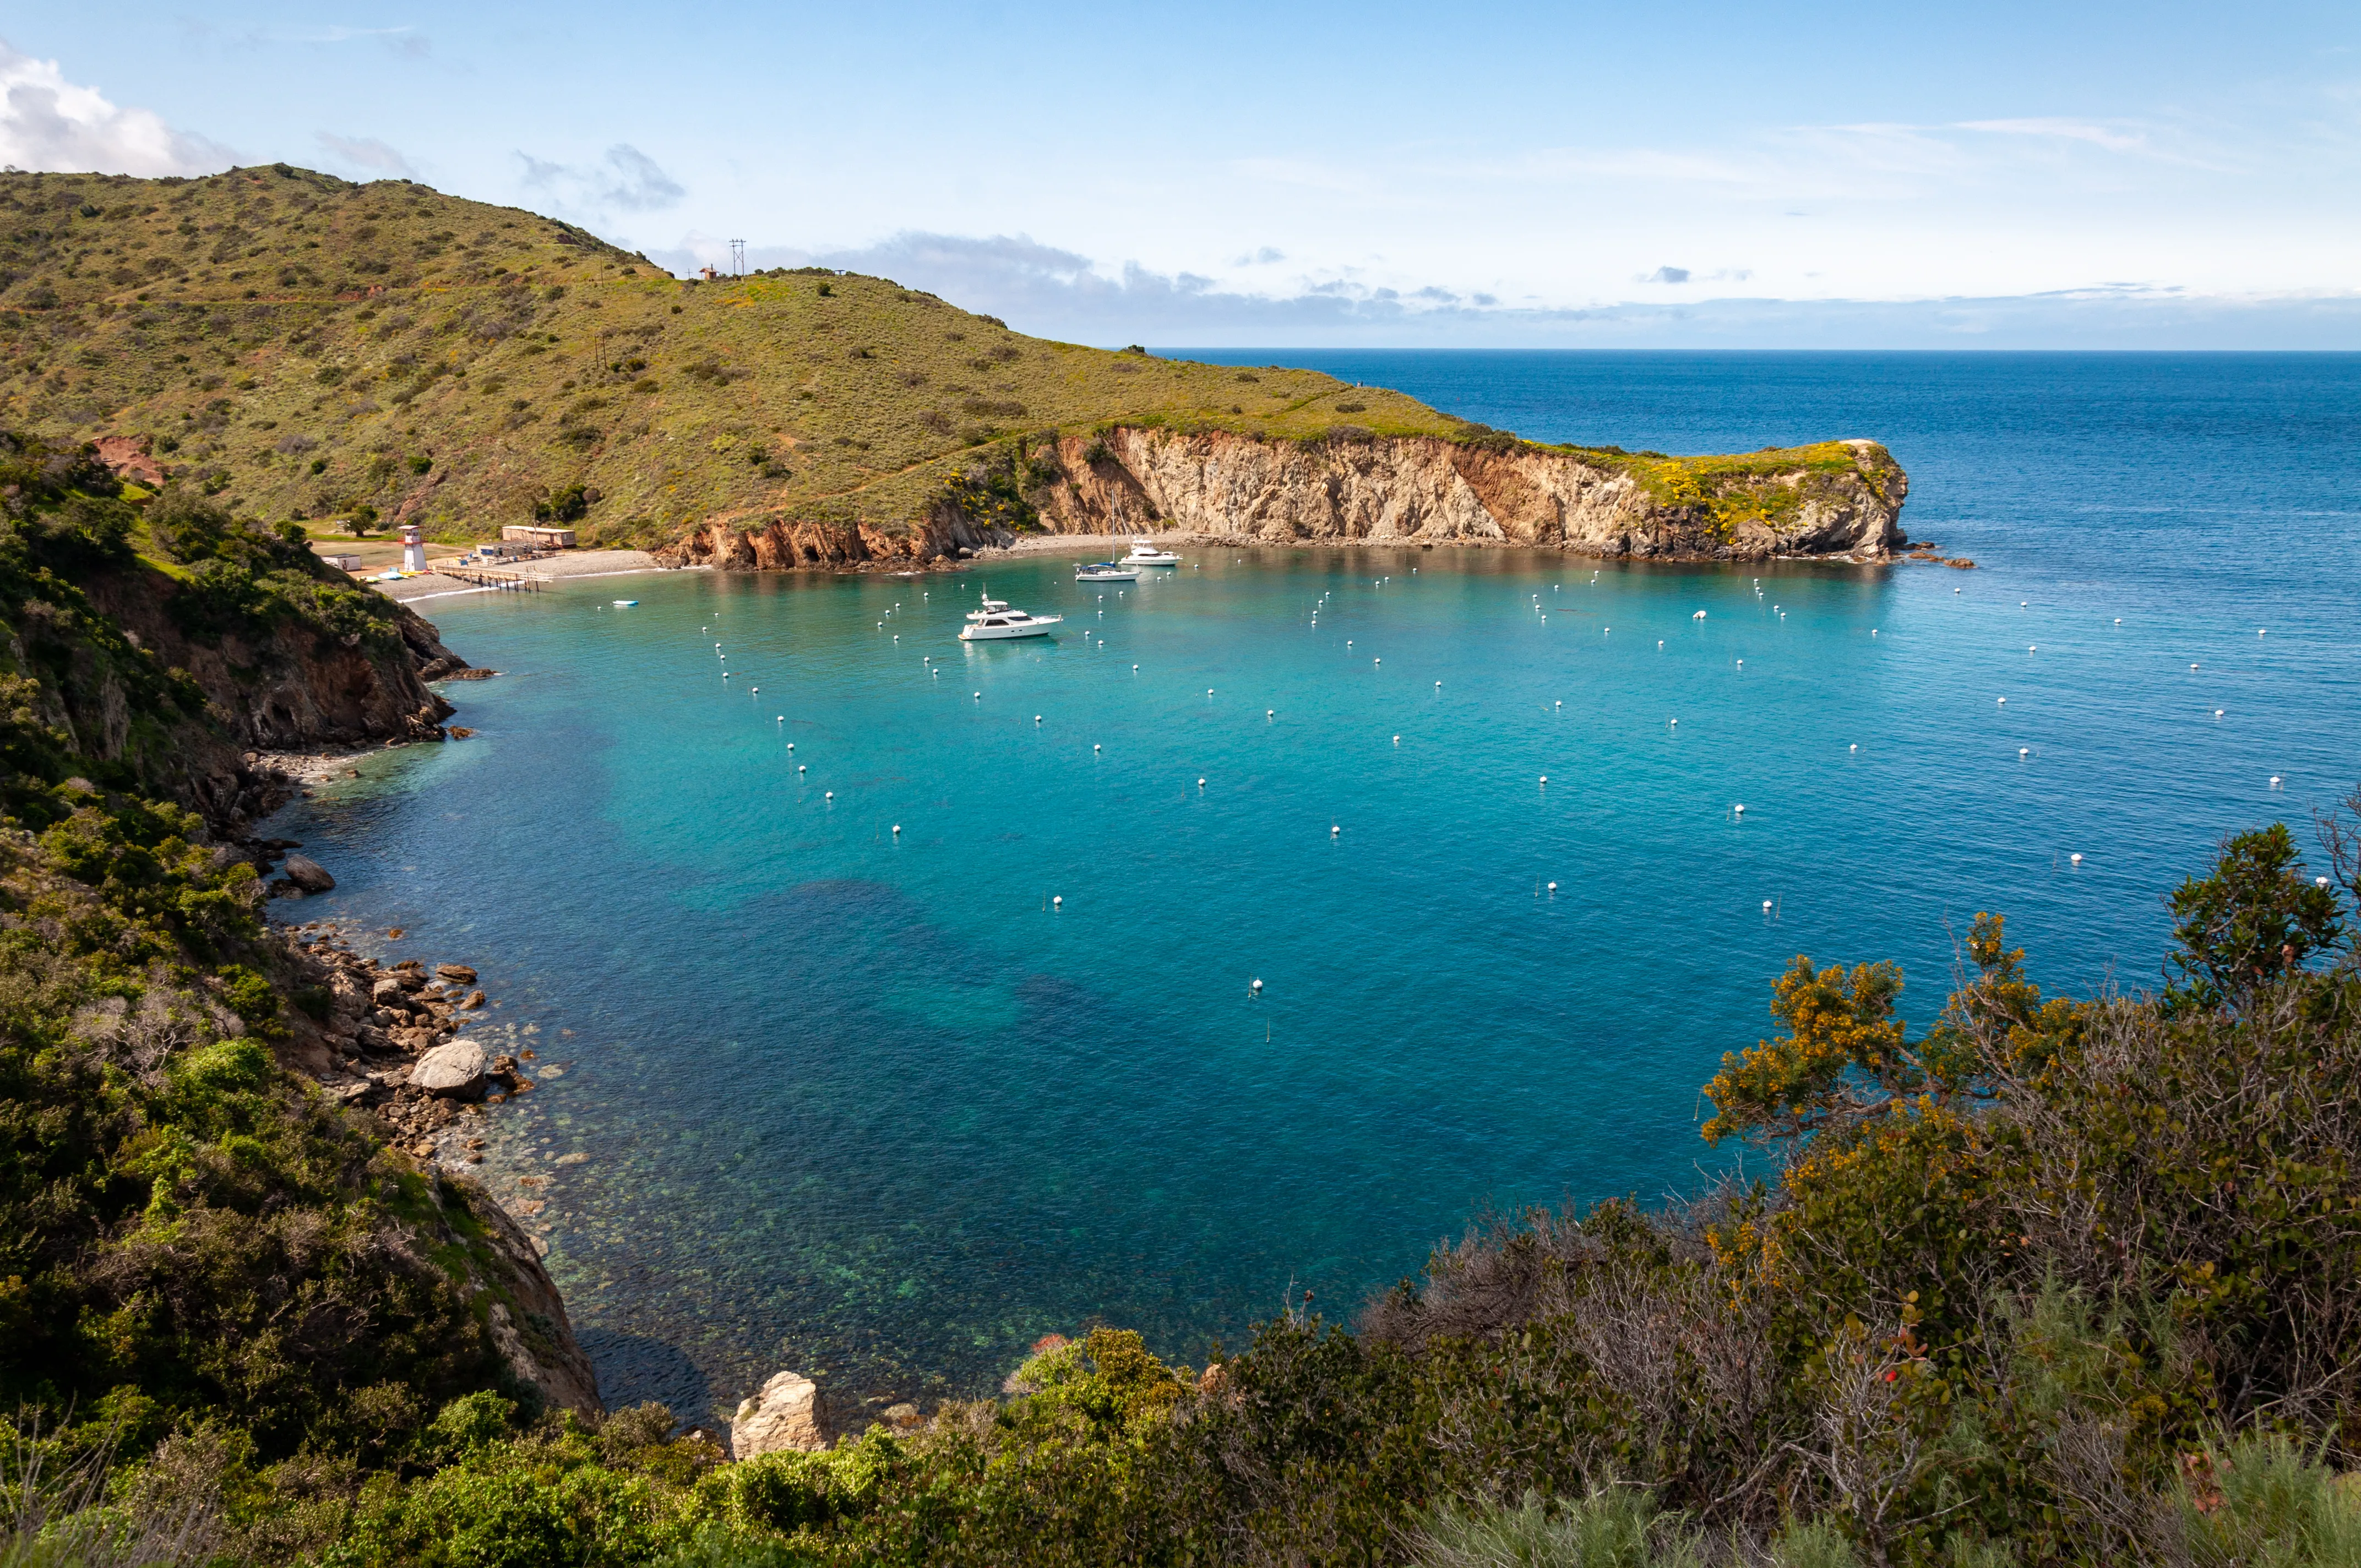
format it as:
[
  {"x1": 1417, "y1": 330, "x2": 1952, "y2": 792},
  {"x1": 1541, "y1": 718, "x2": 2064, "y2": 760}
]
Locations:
[
  {"x1": 732, "y1": 1371, "x2": 840, "y2": 1456},
  {"x1": 282, "y1": 854, "x2": 336, "y2": 893}
]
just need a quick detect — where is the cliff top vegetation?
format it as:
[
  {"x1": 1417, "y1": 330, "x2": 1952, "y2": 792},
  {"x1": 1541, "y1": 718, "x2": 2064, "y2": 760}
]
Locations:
[{"x1": 0, "y1": 166, "x2": 1880, "y2": 552}]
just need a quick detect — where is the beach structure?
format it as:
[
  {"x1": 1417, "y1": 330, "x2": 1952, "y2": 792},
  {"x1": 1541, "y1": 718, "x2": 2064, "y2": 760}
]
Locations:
[{"x1": 400, "y1": 524, "x2": 426, "y2": 573}]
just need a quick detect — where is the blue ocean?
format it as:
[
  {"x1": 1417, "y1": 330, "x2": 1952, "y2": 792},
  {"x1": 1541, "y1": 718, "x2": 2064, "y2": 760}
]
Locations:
[{"x1": 266, "y1": 352, "x2": 2361, "y2": 1424}]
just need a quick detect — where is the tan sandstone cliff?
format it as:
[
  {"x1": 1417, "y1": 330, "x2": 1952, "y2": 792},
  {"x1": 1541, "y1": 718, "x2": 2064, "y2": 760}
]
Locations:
[{"x1": 660, "y1": 429, "x2": 1908, "y2": 573}]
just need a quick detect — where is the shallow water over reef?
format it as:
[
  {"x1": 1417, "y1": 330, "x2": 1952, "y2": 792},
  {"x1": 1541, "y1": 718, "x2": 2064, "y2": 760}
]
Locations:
[{"x1": 268, "y1": 352, "x2": 2361, "y2": 1422}]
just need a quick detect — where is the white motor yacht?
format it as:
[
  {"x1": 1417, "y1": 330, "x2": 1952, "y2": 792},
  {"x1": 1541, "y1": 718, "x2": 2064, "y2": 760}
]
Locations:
[
  {"x1": 1075, "y1": 561, "x2": 1141, "y2": 582},
  {"x1": 958, "y1": 593, "x2": 1064, "y2": 641},
  {"x1": 1123, "y1": 537, "x2": 1180, "y2": 567}
]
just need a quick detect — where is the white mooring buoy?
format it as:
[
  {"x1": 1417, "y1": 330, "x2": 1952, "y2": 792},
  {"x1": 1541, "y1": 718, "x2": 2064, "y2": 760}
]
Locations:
[
  {"x1": 2020, "y1": 747, "x2": 2030, "y2": 756},
  {"x1": 1734, "y1": 803, "x2": 1747, "y2": 815},
  {"x1": 892, "y1": 824, "x2": 901, "y2": 835},
  {"x1": 1250, "y1": 978, "x2": 1263, "y2": 994},
  {"x1": 824, "y1": 791, "x2": 834, "y2": 800},
  {"x1": 2072, "y1": 853, "x2": 2083, "y2": 864},
  {"x1": 1764, "y1": 900, "x2": 1774, "y2": 912},
  {"x1": 1054, "y1": 895, "x2": 1063, "y2": 907},
  {"x1": 1331, "y1": 824, "x2": 1341, "y2": 836},
  {"x1": 1547, "y1": 881, "x2": 1558, "y2": 893},
  {"x1": 1198, "y1": 778, "x2": 1206, "y2": 788}
]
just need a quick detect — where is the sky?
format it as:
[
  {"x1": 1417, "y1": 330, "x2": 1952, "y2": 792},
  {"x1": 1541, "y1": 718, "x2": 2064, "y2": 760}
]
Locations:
[{"x1": 4, "y1": 1, "x2": 2359, "y2": 347}]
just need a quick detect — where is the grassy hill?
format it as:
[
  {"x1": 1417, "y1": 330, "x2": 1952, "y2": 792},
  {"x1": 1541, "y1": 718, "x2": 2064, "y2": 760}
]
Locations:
[
  {"x1": 0, "y1": 165, "x2": 1896, "y2": 558},
  {"x1": 0, "y1": 164, "x2": 1476, "y2": 548}
]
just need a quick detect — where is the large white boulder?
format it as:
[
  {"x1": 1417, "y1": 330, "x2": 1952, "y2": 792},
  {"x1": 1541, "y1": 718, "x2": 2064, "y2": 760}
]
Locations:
[
  {"x1": 731, "y1": 1371, "x2": 838, "y2": 1457},
  {"x1": 411, "y1": 1040, "x2": 487, "y2": 1098}
]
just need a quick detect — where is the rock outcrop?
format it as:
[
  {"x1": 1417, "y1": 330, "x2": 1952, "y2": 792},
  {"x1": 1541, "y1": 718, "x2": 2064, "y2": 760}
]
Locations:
[
  {"x1": 461, "y1": 1173, "x2": 603, "y2": 1417},
  {"x1": 661, "y1": 429, "x2": 1908, "y2": 573},
  {"x1": 281, "y1": 854, "x2": 336, "y2": 893},
  {"x1": 16, "y1": 553, "x2": 468, "y2": 832},
  {"x1": 731, "y1": 1371, "x2": 841, "y2": 1457}
]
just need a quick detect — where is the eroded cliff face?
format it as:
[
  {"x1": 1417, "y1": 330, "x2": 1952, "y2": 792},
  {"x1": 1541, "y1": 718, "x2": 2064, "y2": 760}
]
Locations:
[
  {"x1": 660, "y1": 429, "x2": 1908, "y2": 571},
  {"x1": 25, "y1": 565, "x2": 466, "y2": 827},
  {"x1": 661, "y1": 509, "x2": 1012, "y2": 573}
]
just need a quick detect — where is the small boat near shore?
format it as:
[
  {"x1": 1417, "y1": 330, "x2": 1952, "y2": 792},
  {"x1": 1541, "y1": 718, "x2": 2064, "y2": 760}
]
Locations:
[
  {"x1": 1123, "y1": 538, "x2": 1180, "y2": 567},
  {"x1": 959, "y1": 593, "x2": 1064, "y2": 641},
  {"x1": 1075, "y1": 562, "x2": 1141, "y2": 582}
]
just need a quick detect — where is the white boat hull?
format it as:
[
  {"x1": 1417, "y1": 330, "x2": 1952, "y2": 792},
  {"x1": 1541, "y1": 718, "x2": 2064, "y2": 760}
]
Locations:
[
  {"x1": 959, "y1": 618, "x2": 1062, "y2": 641},
  {"x1": 1077, "y1": 569, "x2": 1140, "y2": 582}
]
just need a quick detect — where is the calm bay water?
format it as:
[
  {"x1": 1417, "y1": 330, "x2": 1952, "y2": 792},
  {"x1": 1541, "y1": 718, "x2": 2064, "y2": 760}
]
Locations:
[{"x1": 268, "y1": 352, "x2": 2361, "y2": 1422}]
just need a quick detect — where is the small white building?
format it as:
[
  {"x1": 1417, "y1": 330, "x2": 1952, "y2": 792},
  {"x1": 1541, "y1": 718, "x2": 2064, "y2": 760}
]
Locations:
[{"x1": 502, "y1": 525, "x2": 578, "y2": 549}]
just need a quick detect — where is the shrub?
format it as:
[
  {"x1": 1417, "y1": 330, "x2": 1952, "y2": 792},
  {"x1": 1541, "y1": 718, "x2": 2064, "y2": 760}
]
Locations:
[{"x1": 536, "y1": 483, "x2": 591, "y2": 522}]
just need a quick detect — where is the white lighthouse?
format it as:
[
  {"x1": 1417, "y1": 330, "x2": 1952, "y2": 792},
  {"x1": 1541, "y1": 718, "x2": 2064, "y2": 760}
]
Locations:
[{"x1": 400, "y1": 524, "x2": 426, "y2": 573}]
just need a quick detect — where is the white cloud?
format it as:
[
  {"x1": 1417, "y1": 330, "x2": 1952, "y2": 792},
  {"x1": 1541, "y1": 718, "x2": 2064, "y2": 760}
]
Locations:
[
  {"x1": 279, "y1": 25, "x2": 432, "y2": 59},
  {"x1": 638, "y1": 228, "x2": 2361, "y2": 350},
  {"x1": 1955, "y1": 117, "x2": 2151, "y2": 154},
  {"x1": 518, "y1": 143, "x2": 686, "y2": 215},
  {"x1": 316, "y1": 130, "x2": 416, "y2": 178},
  {"x1": 0, "y1": 38, "x2": 230, "y2": 176}
]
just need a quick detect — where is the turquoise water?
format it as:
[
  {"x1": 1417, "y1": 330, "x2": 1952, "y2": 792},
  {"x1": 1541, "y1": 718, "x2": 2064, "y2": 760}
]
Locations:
[{"x1": 269, "y1": 353, "x2": 2361, "y2": 1422}]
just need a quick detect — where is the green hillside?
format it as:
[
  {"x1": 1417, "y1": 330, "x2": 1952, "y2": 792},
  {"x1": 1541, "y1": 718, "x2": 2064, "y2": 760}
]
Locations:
[{"x1": 0, "y1": 165, "x2": 1464, "y2": 547}]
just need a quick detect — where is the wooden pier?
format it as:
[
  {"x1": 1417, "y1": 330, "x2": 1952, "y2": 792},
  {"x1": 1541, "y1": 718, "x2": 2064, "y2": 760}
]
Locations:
[{"x1": 436, "y1": 564, "x2": 552, "y2": 591}]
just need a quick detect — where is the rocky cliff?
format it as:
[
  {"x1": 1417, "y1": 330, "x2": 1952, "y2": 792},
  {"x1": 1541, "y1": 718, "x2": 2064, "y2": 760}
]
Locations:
[
  {"x1": 660, "y1": 428, "x2": 1908, "y2": 571},
  {"x1": 0, "y1": 428, "x2": 470, "y2": 828},
  {"x1": 21, "y1": 562, "x2": 466, "y2": 829}
]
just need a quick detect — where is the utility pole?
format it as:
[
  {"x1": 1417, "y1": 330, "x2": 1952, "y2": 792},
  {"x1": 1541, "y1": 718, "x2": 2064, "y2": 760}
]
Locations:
[{"x1": 728, "y1": 238, "x2": 746, "y2": 277}]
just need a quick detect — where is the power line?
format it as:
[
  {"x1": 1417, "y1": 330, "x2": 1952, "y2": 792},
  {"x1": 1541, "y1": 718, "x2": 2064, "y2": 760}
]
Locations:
[{"x1": 728, "y1": 238, "x2": 746, "y2": 277}]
